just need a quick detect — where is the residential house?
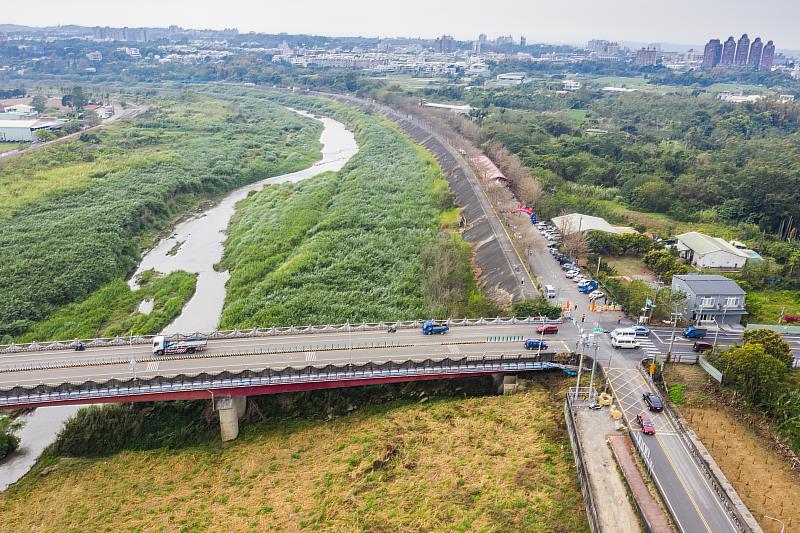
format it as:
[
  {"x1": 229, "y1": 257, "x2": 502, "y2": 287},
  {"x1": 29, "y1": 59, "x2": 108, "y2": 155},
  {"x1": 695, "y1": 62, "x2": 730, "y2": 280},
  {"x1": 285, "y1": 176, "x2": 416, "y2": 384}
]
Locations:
[
  {"x1": 671, "y1": 274, "x2": 747, "y2": 326},
  {"x1": 675, "y1": 231, "x2": 748, "y2": 271}
]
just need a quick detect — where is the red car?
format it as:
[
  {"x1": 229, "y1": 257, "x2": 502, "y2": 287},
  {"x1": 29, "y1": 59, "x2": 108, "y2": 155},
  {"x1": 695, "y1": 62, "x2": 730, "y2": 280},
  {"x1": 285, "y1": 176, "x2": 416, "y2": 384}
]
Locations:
[
  {"x1": 635, "y1": 413, "x2": 656, "y2": 435},
  {"x1": 536, "y1": 324, "x2": 559, "y2": 334}
]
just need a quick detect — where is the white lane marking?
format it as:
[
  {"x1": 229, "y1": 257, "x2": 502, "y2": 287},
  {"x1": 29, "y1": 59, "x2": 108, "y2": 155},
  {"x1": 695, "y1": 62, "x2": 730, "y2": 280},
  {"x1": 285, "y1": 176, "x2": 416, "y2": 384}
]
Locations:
[
  {"x1": 145, "y1": 362, "x2": 159, "y2": 372},
  {"x1": 447, "y1": 345, "x2": 461, "y2": 354},
  {"x1": 304, "y1": 352, "x2": 317, "y2": 361}
]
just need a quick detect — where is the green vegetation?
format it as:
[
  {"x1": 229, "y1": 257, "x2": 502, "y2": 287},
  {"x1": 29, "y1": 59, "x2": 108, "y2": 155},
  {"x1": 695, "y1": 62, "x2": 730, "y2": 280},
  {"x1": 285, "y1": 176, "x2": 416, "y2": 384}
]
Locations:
[
  {"x1": 511, "y1": 298, "x2": 562, "y2": 319},
  {"x1": 668, "y1": 383, "x2": 686, "y2": 405},
  {"x1": 0, "y1": 90, "x2": 323, "y2": 339},
  {"x1": 14, "y1": 271, "x2": 195, "y2": 343},
  {"x1": 0, "y1": 142, "x2": 22, "y2": 154},
  {"x1": 220, "y1": 92, "x2": 493, "y2": 327},
  {"x1": 0, "y1": 415, "x2": 23, "y2": 461},
  {"x1": 744, "y1": 290, "x2": 800, "y2": 324},
  {"x1": 0, "y1": 380, "x2": 588, "y2": 532}
]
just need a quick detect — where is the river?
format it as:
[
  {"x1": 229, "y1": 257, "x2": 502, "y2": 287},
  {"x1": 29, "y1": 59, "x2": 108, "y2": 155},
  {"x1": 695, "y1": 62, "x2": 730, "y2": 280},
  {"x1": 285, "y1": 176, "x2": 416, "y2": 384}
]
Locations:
[{"x1": 0, "y1": 110, "x2": 358, "y2": 491}]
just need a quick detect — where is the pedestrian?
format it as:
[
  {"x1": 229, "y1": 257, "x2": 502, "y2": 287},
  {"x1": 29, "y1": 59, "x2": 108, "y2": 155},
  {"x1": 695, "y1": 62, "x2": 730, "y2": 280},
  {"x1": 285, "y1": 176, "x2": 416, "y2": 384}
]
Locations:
[
  {"x1": 617, "y1": 316, "x2": 621, "y2": 324},
  {"x1": 574, "y1": 304, "x2": 578, "y2": 311},
  {"x1": 581, "y1": 314, "x2": 586, "y2": 323}
]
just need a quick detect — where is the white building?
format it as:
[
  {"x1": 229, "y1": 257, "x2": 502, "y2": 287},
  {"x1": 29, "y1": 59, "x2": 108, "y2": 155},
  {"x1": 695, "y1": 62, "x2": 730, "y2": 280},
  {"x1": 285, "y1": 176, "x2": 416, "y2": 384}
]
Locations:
[
  {"x1": 563, "y1": 80, "x2": 582, "y2": 91},
  {"x1": 495, "y1": 72, "x2": 527, "y2": 86},
  {"x1": 551, "y1": 213, "x2": 618, "y2": 235},
  {"x1": 0, "y1": 119, "x2": 57, "y2": 142},
  {"x1": 86, "y1": 51, "x2": 103, "y2": 62},
  {"x1": 675, "y1": 231, "x2": 747, "y2": 271}
]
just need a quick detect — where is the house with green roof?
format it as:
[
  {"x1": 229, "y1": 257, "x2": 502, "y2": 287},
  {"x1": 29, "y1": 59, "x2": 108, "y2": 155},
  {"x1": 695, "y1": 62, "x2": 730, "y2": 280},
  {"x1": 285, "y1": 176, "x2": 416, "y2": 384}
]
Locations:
[{"x1": 675, "y1": 231, "x2": 748, "y2": 271}]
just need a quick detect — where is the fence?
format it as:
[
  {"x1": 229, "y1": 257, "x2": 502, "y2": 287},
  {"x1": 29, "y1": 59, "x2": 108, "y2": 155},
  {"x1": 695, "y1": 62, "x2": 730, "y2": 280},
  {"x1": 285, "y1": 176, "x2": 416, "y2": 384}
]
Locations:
[
  {"x1": 0, "y1": 316, "x2": 562, "y2": 355},
  {"x1": 563, "y1": 394, "x2": 601, "y2": 533},
  {"x1": 0, "y1": 353, "x2": 565, "y2": 407},
  {"x1": 699, "y1": 355, "x2": 724, "y2": 383}
]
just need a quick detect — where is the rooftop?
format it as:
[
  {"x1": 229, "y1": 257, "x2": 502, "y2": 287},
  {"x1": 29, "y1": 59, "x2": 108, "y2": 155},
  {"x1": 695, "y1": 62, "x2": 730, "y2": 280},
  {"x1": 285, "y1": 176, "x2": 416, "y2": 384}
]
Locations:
[
  {"x1": 551, "y1": 213, "x2": 617, "y2": 235},
  {"x1": 673, "y1": 274, "x2": 746, "y2": 295},
  {"x1": 676, "y1": 231, "x2": 743, "y2": 256}
]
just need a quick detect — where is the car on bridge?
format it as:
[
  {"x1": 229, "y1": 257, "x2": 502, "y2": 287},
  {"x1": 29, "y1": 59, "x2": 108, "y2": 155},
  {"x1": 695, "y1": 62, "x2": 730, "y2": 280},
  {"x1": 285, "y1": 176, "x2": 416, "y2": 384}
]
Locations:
[
  {"x1": 524, "y1": 339, "x2": 548, "y2": 350},
  {"x1": 422, "y1": 321, "x2": 449, "y2": 335},
  {"x1": 631, "y1": 326, "x2": 651, "y2": 337},
  {"x1": 536, "y1": 324, "x2": 559, "y2": 334},
  {"x1": 635, "y1": 412, "x2": 656, "y2": 435},
  {"x1": 642, "y1": 392, "x2": 664, "y2": 412}
]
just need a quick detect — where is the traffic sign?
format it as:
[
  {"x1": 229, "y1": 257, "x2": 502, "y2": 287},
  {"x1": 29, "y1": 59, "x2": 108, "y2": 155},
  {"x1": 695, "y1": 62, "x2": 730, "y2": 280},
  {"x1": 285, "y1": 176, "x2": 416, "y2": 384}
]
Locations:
[{"x1": 592, "y1": 327, "x2": 603, "y2": 333}]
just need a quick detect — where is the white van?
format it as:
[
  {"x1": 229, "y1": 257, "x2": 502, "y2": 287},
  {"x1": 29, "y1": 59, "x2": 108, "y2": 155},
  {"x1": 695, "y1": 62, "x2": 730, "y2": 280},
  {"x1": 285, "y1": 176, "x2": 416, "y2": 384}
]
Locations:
[
  {"x1": 611, "y1": 337, "x2": 640, "y2": 349},
  {"x1": 544, "y1": 285, "x2": 557, "y2": 298},
  {"x1": 610, "y1": 327, "x2": 637, "y2": 340}
]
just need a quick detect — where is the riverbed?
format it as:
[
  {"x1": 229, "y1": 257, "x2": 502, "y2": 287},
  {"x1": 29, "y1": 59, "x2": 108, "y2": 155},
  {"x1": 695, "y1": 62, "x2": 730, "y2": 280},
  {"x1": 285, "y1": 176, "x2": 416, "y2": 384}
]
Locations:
[{"x1": 0, "y1": 110, "x2": 358, "y2": 491}]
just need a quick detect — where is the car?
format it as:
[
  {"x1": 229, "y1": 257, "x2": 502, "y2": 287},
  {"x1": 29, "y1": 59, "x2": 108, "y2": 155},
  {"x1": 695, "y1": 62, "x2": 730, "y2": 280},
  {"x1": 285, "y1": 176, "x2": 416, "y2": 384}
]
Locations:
[
  {"x1": 642, "y1": 392, "x2": 664, "y2": 412},
  {"x1": 589, "y1": 291, "x2": 605, "y2": 301},
  {"x1": 631, "y1": 326, "x2": 650, "y2": 337},
  {"x1": 561, "y1": 263, "x2": 576, "y2": 270},
  {"x1": 558, "y1": 257, "x2": 571, "y2": 264},
  {"x1": 565, "y1": 270, "x2": 579, "y2": 279},
  {"x1": 611, "y1": 337, "x2": 640, "y2": 349},
  {"x1": 536, "y1": 324, "x2": 559, "y2": 334},
  {"x1": 573, "y1": 275, "x2": 588, "y2": 283},
  {"x1": 524, "y1": 338, "x2": 549, "y2": 350},
  {"x1": 693, "y1": 341, "x2": 713, "y2": 353},
  {"x1": 635, "y1": 412, "x2": 656, "y2": 435}
]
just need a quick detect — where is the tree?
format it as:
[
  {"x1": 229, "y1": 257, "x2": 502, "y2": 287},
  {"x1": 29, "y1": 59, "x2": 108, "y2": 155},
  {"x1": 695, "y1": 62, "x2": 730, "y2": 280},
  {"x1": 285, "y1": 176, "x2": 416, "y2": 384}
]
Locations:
[
  {"x1": 0, "y1": 415, "x2": 23, "y2": 460},
  {"x1": 742, "y1": 329, "x2": 794, "y2": 368},
  {"x1": 70, "y1": 86, "x2": 87, "y2": 110},
  {"x1": 511, "y1": 298, "x2": 562, "y2": 319},
  {"x1": 717, "y1": 344, "x2": 788, "y2": 405},
  {"x1": 31, "y1": 95, "x2": 47, "y2": 114}
]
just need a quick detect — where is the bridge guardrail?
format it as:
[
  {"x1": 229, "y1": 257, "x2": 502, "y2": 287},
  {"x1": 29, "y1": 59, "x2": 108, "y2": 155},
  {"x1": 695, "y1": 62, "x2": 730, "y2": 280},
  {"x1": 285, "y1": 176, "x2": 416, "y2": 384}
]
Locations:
[
  {"x1": 0, "y1": 316, "x2": 563, "y2": 354},
  {"x1": 564, "y1": 394, "x2": 601, "y2": 533},
  {"x1": 0, "y1": 353, "x2": 564, "y2": 407}
]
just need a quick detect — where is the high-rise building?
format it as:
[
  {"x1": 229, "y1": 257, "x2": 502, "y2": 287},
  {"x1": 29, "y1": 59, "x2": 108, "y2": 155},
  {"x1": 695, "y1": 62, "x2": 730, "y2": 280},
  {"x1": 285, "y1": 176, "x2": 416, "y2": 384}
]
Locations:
[
  {"x1": 702, "y1": 39, "x2": 723, "y2": 69},
  {"x1": 720, "y1": 36, "x2": 736, "y2": 65},
  {"x1": 520, "y1": 36, "x2": 526, "y2": 48},
  {"x1": 588, "y1": 39, "x2": 620, "y2": 59},
  {"x1": 635, "y1": 47, "x2": 658, "y2": 66},
  {"x1": 734, "y1": 34, "x2": 750, "y2": 65},
  {"x1": 434, "y1": 35, "x2": 454, "y2": 53},
  {"x1": 747, "y1": 37, "x2": 763, "y2": 69},
  {"x1": 760, "y1": 40, "x2": 775, "y2": 70}
]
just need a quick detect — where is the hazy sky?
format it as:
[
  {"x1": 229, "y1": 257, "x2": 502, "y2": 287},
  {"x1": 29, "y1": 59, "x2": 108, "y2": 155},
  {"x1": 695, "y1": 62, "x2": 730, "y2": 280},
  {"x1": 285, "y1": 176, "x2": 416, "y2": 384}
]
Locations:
[{"x1": 12, "y1": 0, "x2": 800, "y2": 49}]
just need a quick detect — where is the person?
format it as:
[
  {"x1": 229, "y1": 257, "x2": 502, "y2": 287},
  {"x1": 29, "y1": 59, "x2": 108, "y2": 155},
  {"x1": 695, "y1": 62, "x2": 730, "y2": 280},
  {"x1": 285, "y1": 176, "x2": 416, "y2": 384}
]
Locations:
[
  {"x1": 574, "y1": 304, "x2": 578, "y2": 311},
  {"x1": 581, "y1": 314, "x2": 586, "y2": 323},
  {"x1": 617, "y1": 316, "x2": 622, "y2": 324}
]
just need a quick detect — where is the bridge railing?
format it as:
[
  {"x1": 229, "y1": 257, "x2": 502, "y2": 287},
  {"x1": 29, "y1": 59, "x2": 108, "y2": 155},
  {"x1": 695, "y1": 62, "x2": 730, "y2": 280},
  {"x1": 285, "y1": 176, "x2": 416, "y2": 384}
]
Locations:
[
  {"x1": 0, "y1": 353, "x2": 565, "y2": 407},
  {"x1": 0, "y1": 316, "x2": 563, "y2": 354}
]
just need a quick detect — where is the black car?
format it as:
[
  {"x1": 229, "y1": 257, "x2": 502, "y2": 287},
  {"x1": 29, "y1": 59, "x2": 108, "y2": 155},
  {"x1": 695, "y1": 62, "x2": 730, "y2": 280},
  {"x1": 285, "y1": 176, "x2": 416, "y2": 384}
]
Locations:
[{"x1": 642, "y1": 392, "x2": 664, "y2": 412}]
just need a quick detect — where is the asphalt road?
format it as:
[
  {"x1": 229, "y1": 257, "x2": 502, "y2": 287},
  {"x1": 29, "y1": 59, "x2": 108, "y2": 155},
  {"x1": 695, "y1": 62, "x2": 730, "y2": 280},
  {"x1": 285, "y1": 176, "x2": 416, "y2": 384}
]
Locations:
[{"x1": 0, "y1": 324, "x2": 574, "y2": 389}]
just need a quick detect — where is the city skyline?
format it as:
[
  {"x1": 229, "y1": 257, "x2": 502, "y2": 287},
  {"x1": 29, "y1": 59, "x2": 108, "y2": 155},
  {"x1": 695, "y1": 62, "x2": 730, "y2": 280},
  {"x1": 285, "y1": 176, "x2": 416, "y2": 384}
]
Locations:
[{"x1": 3, "y1": 0, "x2": 800, "y2": 50}]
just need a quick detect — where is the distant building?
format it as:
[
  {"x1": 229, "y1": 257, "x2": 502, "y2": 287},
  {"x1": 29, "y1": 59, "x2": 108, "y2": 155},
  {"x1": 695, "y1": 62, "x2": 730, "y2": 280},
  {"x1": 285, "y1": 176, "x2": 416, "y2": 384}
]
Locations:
[
  {"x1": 721, "y1": 36, "x2": 736, "y2": 65},
  {"x1": 635, "y1": 47, "x2": 658, "y2": 66},
  {"x1": 495, "y1": 72, "x2": 527, "y2": 86},
  {"x1": 562, "y1": 80, "x2": 582, "y2": 91},
  {"x1": 434, "y1": 35, "x2": 454, "y2": 53},
  {"x1": 520, "y1": 36, "x2": 526, "y2": 48},
  {"x1": 671, "y1": 274, "x2": 747, "y2": 326},
  {"x1": 734, "y1": 34, "x2": 750, "y2": 66},
  {"x1": 86, "y1": 51, "x2": 102, "y2": 62},
  {"x1": 761, "y1": 40, "x2": 775, "y2": 70},
  {"x1": 588, "y1": 39, "x2": 620, "y2": 60},
  {"x1": 702, "y1": 39, "x2": 722, "y2": 69},
  {"x1": 747, "y1": 37, "x2": 763, "y2": 69},
  {"x1": 0, "y1": 119, "x2": 57, "y2": 142},
  {"x1": 675, "y1": 231, "x2": 750, "y2": 270}
]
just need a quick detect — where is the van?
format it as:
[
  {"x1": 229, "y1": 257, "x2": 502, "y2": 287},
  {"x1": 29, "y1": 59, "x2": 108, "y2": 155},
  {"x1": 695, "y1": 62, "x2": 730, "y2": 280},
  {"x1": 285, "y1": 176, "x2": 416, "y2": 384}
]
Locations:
[
  {"x1": 610, "y1": 328, "x2": 637, "y2": 340},
  {"x1": 544, "y1": 285, "x2": 557, "y2": 298},
  {"x1": 612, "y1": 337, "x2": 640, "y2": 349}
]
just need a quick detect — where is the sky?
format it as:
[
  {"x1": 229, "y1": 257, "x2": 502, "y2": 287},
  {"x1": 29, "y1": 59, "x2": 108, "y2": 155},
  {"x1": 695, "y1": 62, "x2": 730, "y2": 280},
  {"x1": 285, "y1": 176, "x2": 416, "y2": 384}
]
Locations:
[{"x1": 10, "y1": 0, "x2": 800, "y2": 50}]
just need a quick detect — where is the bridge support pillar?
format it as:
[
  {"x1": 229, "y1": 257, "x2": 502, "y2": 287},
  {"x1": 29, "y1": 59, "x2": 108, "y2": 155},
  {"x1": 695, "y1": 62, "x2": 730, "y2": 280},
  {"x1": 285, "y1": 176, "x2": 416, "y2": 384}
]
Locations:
[
  {"x1": 215, "y1": 396, "x2": 247, "y2": 442},
  {"x1": 502, "y1": 375, "x2": 518, "y2": 396}
]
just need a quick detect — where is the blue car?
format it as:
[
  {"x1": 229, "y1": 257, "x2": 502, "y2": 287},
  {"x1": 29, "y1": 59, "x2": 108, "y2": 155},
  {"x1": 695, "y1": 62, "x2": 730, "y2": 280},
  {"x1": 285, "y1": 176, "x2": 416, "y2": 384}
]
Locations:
[
  {"x1": 632, "y1": 326, "x2": 650, "y2": 337},
  {"x1": 524, "y1": 339, "x2": 549, "y2": 350}
]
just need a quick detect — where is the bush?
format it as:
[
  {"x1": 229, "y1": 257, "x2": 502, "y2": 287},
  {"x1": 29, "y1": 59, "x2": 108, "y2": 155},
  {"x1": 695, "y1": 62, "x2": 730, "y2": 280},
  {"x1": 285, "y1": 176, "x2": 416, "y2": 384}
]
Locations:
[{"x1": 511, "y1": 298, "x2": 562, "y2": 319}]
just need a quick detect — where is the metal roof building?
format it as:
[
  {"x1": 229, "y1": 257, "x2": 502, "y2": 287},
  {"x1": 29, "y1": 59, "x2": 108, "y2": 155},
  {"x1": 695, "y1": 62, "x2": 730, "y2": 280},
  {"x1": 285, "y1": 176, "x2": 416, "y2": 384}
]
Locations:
[
  {"x1": 551, "y1": 213, "x2": 618, "y2": 235},
  {"x1": 675, "y1": 231, "x2": 747, "y2": 271},
  {"x1": 0, "y1": 119, "x2": 56, "y2": 142}
]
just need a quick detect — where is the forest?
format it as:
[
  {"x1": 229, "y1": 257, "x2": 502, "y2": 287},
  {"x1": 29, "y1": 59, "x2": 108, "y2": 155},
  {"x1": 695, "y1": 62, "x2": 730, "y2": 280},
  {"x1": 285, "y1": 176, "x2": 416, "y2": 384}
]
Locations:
[
  {"x1": 219, "y1": 91, "x2": 493, "y2": 327},
  {"x1": 0, "y1": 90, "x2": 323, "y2": 341}
]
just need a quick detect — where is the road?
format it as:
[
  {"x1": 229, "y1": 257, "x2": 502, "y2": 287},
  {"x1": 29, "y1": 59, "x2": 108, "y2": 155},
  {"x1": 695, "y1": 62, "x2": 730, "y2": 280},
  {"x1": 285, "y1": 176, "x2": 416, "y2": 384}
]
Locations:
[
  {"x1": 523, "y1": 223, "x2": 746, "y2": 532},
  {"x1": 0, "y1": 324, "x2": 573, "y2": 389}
]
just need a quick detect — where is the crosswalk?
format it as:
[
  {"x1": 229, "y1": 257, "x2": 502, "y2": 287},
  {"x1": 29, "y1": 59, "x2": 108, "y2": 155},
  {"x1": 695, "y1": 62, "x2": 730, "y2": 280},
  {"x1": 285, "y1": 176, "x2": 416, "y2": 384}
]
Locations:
[
  {"x1": 638, "y1": 337, "x2": 660, "y2": 359},
  {"x1": 304, "y1": 351, "x2": 317, "y2": 361},
  {"x1": 145, "y1": 361, "x2": 159, "y2": 372}
]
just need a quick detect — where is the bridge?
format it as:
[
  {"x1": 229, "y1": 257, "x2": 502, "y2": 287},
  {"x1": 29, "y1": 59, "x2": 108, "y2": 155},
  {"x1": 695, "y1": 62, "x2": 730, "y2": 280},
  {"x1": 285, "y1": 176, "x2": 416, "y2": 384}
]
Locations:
[{"x1": 0, "y1": 318, "x2": 575, "y2": 440}]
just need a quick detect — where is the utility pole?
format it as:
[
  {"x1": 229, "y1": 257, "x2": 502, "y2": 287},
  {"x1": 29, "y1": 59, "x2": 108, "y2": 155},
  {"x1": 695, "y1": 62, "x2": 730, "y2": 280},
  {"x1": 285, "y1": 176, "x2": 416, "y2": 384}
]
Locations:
[
  {"x1": 574, "y1": 330, "x2": 585, "y2": 401},
  {"x1": 712, "y1": 303, "x2": 729, "y2": 352},
  {"x1": 666, "y1": 307, "x2": 680, "y2": 365}
]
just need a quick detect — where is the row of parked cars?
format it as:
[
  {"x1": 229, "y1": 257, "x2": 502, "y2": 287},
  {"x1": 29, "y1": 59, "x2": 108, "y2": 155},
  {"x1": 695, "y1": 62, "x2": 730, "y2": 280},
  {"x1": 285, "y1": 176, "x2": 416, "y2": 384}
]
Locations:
[{"x1": 537, "y1": 221, "x2": 608, "y2": 302}]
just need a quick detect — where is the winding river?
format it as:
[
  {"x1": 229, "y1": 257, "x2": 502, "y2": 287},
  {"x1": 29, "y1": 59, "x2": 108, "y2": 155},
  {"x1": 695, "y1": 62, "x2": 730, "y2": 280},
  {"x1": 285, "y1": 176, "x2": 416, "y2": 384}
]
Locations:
[{"x1": 0, "y1": 110, "x2": 358, "y2": 491}]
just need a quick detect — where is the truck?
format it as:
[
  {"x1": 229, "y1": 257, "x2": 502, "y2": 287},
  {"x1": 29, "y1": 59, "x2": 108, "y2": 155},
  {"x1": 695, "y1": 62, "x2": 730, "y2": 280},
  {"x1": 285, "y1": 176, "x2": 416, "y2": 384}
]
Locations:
[
  {"x1": 682, "y1": 325, "x2": 707, "y2": 339},
  {"x1": 578, "y1": 280, "x2": 599, "y2": 293},
  {"x1": 152, "y1": 335, "x2": 208, "y2": 356},
  {"x1": 422, "y1": 321, "x2": 449, "y2": 335}
]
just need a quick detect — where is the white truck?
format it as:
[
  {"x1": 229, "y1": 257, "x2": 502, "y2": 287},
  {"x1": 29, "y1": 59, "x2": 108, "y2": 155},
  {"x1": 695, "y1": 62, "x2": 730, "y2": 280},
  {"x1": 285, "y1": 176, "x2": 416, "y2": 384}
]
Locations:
[{"x1": 152, "y1": 335, "x2": 208, "y2": 356}]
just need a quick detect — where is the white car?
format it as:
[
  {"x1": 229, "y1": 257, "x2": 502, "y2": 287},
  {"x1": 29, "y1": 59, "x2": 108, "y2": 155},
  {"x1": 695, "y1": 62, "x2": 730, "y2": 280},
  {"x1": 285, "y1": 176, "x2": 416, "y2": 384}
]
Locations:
[
  {"x1": 565, "y1": 270, "x2": 579, "y2": 279},
  {"x1": 589, "y1": 291, "x2": 605, "y2": 301},
  {"x1": 611, "y1": 337, "x2": 641, "y2": 349}
]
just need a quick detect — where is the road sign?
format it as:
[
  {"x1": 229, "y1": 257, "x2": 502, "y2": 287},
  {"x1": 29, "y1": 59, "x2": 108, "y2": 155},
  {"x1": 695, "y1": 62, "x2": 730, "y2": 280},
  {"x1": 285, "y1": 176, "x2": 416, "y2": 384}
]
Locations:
[{"x1": 592, "y1": 327, "x2": 603, "y2": 334}]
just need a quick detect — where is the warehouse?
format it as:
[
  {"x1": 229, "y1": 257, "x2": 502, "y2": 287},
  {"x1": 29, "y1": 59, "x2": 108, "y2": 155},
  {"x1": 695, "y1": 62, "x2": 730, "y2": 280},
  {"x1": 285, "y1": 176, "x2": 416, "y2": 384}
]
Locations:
[{"x1": 0, "y1": 119, "x2": 57, "y2": 142}]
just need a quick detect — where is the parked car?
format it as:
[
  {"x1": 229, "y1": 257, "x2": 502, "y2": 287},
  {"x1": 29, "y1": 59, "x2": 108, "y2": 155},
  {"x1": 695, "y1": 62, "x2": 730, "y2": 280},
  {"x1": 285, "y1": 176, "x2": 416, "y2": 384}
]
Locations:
[
  {"x1": 524, "y1": 339, "x2": 549, "y2": 350},
  {"x1": 636, "y1": 412, "x2": 656, "y2": 435},
  {"x1": 536, "y1": 324, "x2": 559, "y2": 334},
  {"x1": 642, "y1": 392, "x2": 664, "y2": 412},
  {"x1": 631, "y1": 326, "x2": 650, "y2": 337},
  {"x1": 693, "y1": 341, "x2": 713, "y2": 353},
  {"x1": 562, "y1": 263, "x2": 577, "y2": 271},
  {"x1": 565, "y1": 270, "x2": 579, "y2": 279},
  {"x1": 588, "y1": 291, "x2": 604, "y2": 301},
  {"x1": 573, "y1": 275, "x2": 588, "y2": 283}
]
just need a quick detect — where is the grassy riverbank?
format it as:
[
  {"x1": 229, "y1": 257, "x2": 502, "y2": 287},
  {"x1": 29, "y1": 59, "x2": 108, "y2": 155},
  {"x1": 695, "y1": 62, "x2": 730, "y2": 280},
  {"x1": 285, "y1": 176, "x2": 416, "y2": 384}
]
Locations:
[
  {"x1": 0, "y1": 378, "x2": 588, "y2": 532},
  {"x1": 0, "y1": 89, "x2": 323, "y2": 341}
]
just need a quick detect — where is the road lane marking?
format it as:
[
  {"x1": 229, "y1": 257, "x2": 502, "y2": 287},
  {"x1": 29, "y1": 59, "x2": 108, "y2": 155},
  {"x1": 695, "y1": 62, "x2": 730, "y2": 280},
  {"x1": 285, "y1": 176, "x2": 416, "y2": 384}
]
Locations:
[
  {"x1": 304, "y1": 352, "x2": 317, "y2": 361},
  {"x1": 655, "y1": 434, "x2": 713, "y2": 533},
  {"x1": 447, "y1": 345, "x2": 461, "y2": 354},
  {"x1": 145, "y1": 362, "x2": 159, "y2": 372}
]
